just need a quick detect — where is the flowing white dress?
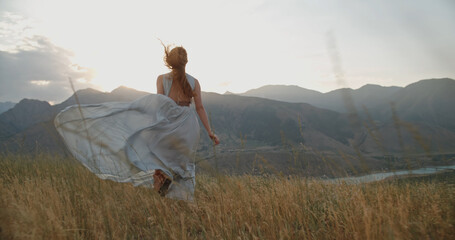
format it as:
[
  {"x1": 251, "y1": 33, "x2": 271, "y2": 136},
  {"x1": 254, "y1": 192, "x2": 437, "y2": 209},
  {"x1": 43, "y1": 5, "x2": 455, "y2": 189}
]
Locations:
[{"x1": 54, "y1": 73, "x2": 200, "y2": 201}]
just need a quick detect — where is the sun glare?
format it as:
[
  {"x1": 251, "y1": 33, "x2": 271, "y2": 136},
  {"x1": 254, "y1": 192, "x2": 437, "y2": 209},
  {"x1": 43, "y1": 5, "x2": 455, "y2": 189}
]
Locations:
[
  {"x1": 6, "y1": 0, "x2": 452, "y2": 98},
  {"x1": 20, "y1": 0, "x2": 299, "y2": 95},
  {"x1": 27, "y1": 0, "x2": 198, "y2": 93}
]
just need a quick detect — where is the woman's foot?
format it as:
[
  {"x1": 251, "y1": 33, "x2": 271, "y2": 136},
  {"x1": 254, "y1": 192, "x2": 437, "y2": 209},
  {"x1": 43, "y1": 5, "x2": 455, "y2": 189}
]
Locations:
[{"x1": 153, "y1": 170, "x2": 172, "y2": 196}]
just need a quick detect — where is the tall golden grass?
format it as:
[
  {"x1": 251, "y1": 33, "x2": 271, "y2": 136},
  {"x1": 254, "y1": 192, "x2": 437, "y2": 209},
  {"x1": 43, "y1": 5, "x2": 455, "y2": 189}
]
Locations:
[{"x1": 1, "y1": 154, "x2": 454, "y2": 240}]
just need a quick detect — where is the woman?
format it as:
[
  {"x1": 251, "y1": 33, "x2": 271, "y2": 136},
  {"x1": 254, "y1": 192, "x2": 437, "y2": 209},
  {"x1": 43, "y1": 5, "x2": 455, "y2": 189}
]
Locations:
[
  {"x1": 153, "y1": 45, "x2": 220, "y2": 196},
  {"x1": 54, "y1": 45, "x2": 219, "y2": 202}
]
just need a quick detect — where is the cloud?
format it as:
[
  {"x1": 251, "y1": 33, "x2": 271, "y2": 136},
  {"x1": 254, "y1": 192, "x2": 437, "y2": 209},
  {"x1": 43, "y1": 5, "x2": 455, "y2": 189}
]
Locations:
[
  {"x1": 0, "y1": 35, "x2": 96, "y2": 102},
  {"x1": 0, "y1": 12, "x2": 36, "y2": 51}
]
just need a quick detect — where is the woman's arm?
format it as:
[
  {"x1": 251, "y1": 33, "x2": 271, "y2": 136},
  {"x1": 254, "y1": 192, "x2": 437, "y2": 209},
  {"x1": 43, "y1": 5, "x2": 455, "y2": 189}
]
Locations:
[
  {"x1": 193, "y1": 79, "x2": 220, "y2": 145},
  {"x1": 156, "y1": 75, "x2": 164, "y2": 95}
]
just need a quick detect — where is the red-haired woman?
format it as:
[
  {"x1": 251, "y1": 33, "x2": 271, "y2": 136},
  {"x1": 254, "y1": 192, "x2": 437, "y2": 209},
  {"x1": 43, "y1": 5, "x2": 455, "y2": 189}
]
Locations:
[
  {"x1": 55, "y1": 45, "x2": 219, "y2": 202},
  {"x1": 153, "y1": 45, "x2": 220, "y2": 199}
]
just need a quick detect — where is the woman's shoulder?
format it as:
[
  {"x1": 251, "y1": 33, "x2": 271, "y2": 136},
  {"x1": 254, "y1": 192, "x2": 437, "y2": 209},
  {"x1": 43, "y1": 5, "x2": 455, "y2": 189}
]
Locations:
[
  {"x1": 185, "y1": 73, "x2": 197, "y2": 89},
  {"x1": 158, "y1": 72, "x2": 172, "y2": 80}
]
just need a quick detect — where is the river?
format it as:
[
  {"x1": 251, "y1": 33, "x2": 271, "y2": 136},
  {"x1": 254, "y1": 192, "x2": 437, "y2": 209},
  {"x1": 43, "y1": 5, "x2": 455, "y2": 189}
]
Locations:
[{"x1": 331, "y1": 165, "x2": 455, "y2": 183}]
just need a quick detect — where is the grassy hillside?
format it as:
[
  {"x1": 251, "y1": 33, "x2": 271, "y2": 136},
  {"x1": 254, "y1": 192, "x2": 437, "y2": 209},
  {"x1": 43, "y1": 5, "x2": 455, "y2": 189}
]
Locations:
[{"x1": 1, "y1": 154, "x2": 454, "y2": 239}]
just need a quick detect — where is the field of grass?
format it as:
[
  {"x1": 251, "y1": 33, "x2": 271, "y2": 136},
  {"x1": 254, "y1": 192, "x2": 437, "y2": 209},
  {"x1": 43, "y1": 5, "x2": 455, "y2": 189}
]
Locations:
[{"x1": 1, "y1": 154, "x2": 454, "y2": 239}]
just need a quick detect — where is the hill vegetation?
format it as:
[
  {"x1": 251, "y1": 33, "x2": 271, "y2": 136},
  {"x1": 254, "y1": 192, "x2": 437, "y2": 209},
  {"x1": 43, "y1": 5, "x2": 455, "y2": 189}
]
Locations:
[{"x1": 1, "y1": 154, "x2": 454, "y2": 239}]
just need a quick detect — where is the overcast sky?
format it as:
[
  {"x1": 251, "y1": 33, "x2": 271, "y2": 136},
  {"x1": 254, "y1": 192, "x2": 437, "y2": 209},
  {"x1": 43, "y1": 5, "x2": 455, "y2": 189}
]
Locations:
[{"x1": 1, "y1": 0, "x2": 454, "y2": 103}]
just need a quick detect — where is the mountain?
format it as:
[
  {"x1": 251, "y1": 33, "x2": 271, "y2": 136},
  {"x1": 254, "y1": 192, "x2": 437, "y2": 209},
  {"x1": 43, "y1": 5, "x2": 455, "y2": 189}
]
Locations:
[
  {"x1": 54, "y1": 86, "x2": 149, "y2": 112},
  {"x1": 1, "y1": 120, "x2": 67, "y2": 154},
  {"x1": 321, "y1": 84, "x2": 402, "y2": 113},
  {"x1": 242, "y1": 85, "x2": 323, "y2": 104},
  {"x1": 1, "y1": 79, "x2": 454, "y2": 176},
  {"x1": 242, "y1": 78, "x2": 455, "y2": 129},
  {"x1": 0, "y1": 99, "x2": 53, "y2": 141},
  {"x1": 0, "y1": 89, "x2": 359, "y2": 154},
  {"x1": 242, "y1": 84, "x2": 402, "y2": 113},
  {"x1": 1, "y1": 86, "x2": 384, "y2": 176},
  {"x1": 372, "y1": 78, "x2": 455, "y2": 131},
  {"x1": 357, "y1": 121, "x2": 455, "y2": 155},
  {"x1": 0, "y1": 101, "x2": 15, "y2": 114},
  {"x1": 200, "y1": 93, "x2": 355, "y2": 150},
  {"x1": 242, "y1": 78, "x2": 455, "y2": 154},
  {"x1": 0, "y1": 86, "x2": 149, "y2": 153}
]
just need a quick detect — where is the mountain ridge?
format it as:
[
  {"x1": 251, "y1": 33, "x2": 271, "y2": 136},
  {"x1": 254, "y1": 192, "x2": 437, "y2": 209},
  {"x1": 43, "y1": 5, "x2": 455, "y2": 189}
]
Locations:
[
  {"x1": 0, "y1": 101, "x2": 16, "y2": 114},
  {"x1": 242, "y1": 78, "x2": 454, "y2": 115},
  {"x1": 1, "y1": 78, "x2": 454, "y2": 176}
]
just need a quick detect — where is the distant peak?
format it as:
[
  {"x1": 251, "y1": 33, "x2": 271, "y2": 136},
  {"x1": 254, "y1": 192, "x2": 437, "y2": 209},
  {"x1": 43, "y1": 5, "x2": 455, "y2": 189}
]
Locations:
[
  {"x1": 416, "y1": 78, "x2": 454, "y2": 84},
  {"x1": 112, "y1": 85, "x2": 129, "y2": 91},
  {"x1": 75, "y1": 88, "x2": 103, "y2": 95},
  {"x1": 325, "y1": 87, "x2": 353, "y2": 94},
  {"x1": 359, "y1": 84, "x2": 382, "y2": 89},
  {"x1": 256, "y1": 84, "x2": 302, "y2": 89},
  {"x1": 357, "y1": 84, "x2": 384, "y2": 90},
  {"x1": 17, "y1": 98, "x2": 51, "y2": 105},
  {"x1": 244, "y1": 84, "x2": 322, "y2": 94},
  {"x1": 13, "y1": 99, "x2": 51, "y2": 111},
  {"x1": 406, "y1": 78, "x2": 455, "y2": 88},
  {"x1": 110, "y1": 86, "x2": 149, "y2": 95}
]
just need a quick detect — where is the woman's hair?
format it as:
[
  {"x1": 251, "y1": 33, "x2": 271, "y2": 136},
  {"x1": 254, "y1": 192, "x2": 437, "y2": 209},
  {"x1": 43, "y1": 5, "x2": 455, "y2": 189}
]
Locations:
[{"x1": 162, "y1": 44, "x2": 194, "y2": 99}]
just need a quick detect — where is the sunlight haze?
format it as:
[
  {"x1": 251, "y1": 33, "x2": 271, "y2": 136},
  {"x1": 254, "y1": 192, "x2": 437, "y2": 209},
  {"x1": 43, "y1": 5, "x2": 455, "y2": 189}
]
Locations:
[{"x1": 1, "y1": 0, "x2": 454, "y2": 102}]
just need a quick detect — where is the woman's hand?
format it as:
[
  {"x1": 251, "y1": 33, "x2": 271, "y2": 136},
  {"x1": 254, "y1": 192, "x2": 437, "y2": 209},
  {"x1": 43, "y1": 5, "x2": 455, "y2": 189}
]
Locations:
[{"x1": 209, "y1": 133, "x2": 220, "y2": 145}]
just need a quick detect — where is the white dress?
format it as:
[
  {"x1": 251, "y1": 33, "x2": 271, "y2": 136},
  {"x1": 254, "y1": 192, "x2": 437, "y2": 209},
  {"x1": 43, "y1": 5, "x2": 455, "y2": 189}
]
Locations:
[{"x1": 54, "y1": 73, "x2": 200, "y2": 201}]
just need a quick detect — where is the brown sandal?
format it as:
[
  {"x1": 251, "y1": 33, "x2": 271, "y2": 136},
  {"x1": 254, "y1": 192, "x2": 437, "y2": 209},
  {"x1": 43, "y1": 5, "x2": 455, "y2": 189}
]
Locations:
[{"x1": 153, "y1": 170, "x2": 172, "y2": 197}]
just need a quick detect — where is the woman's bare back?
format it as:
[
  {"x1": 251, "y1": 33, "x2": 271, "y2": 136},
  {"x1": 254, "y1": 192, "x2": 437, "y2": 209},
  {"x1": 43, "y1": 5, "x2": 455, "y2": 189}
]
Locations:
[
  {"x1": 156, "y1": 73, "x2": 220, "y2": 145},
  {"x1": 157, "y1": 73, "x2": 192, "y2": 105}
]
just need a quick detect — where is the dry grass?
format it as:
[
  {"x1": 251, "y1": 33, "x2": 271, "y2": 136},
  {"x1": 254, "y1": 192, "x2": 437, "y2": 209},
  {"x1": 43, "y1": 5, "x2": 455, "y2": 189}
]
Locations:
[{"x1": 1, "y1": 154, "x2": 454, "y2": 240}]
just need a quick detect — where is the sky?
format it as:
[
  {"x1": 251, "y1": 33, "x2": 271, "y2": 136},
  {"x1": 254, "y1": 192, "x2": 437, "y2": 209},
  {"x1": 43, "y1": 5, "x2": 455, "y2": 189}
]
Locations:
[{"x1": 1, "y1": 0, "x2": 454, "y2": 103}]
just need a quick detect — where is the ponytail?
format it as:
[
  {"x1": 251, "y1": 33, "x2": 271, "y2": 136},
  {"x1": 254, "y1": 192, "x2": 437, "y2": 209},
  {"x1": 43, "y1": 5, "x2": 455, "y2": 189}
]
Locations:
[{"x1": 162, "y1": 44, "x2": 193, "y2": 98}]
